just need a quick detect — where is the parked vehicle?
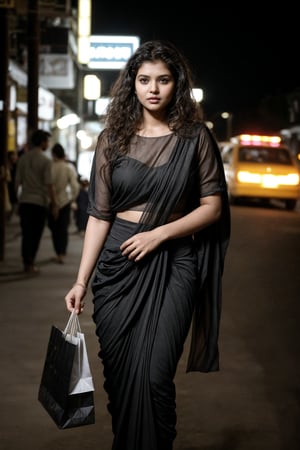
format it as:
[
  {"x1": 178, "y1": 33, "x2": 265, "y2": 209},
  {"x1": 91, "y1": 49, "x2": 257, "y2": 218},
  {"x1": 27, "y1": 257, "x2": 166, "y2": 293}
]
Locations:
[{"x1": 221, "y1": 134, "x2": 300, "y2": 210}]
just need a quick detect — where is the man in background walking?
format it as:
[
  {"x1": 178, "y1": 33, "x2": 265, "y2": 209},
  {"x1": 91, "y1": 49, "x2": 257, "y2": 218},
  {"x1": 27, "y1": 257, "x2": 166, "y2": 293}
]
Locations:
[{"x1": 15, "y1": 129, "x2": 57, "y2": 274}]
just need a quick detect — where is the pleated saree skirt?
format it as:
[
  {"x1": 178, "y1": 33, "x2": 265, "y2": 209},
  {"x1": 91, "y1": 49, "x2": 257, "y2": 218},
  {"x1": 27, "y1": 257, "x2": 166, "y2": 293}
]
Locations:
[{"x1": 92, "y1": 217, "x2": 198, "y2": 450}]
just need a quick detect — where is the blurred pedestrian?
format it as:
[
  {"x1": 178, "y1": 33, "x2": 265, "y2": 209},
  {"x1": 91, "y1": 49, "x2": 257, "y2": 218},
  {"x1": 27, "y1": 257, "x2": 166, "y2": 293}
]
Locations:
[
  {"x1": 15, "y1": 129, "x2": 57, "y2": 274},
  {"x1": 48, "y1": 143, "x2": 80, "y2": 264},
  {"x1": 3, "y1": 167, "x2": 12, "y2": 220},
  {"x1": 6, "y1": 151, "x2": 19, "y2": 220},
  {"x1": 65, "y1": 40, "x2": 230, "y2": 450},
  {"x1": 74, "y1": 177, "x2": 89, "y2": 235}
]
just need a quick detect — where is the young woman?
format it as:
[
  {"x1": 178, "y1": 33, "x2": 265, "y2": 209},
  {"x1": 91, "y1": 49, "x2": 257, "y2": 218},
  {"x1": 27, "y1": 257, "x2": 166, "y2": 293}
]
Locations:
[{"x1": 65, "y1": 40, "x2": 230, "y2": 450}]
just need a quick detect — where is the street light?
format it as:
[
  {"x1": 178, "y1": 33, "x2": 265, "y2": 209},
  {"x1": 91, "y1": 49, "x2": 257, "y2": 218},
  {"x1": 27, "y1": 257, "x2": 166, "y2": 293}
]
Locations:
[
  {"x1": 83, "y1": 74, "x2": 101, "y2": 116},
  {"x1": 191, "y1": 88, "x2": 204, "y2": 119},
  {"x1": 191, "y1": 88, "x2": 203, "y2": 103},
  {"x1": 221, "y1": 111, "x2": 233, "y2": 141},
  {"x1": 83, "y1": 75, "x2": 101, "y2": 100}
]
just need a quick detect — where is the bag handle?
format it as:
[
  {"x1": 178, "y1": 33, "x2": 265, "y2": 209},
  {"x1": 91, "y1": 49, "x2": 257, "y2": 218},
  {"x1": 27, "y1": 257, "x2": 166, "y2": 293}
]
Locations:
[{"x1": 63, "y1": 310, "x2": 81, "y2": 337}]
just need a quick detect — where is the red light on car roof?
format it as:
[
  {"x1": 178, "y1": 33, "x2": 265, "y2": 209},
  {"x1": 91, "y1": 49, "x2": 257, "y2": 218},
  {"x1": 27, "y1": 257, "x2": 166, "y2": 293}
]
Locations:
[{"x1": 239, "y1": 134, "x2": 281, "y2": 146}]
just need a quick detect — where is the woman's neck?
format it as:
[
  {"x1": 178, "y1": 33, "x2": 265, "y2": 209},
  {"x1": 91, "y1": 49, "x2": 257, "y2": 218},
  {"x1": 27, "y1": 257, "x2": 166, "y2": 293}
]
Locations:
[
  {"x1": 136, "y1": 110, "x2": 171, "y2": 137},
  {"x1": 137, "y1": 119, "x2": 171, "y2": 137}
]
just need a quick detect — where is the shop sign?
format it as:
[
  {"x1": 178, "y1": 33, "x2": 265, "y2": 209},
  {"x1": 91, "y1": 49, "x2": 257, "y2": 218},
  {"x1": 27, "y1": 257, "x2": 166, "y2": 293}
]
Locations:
[
  {"x1": 39, "y1": 53, "x2": 75, "y2": 89},
  {"x1": 88, "y1": 35, "x2": 140, "y2": 69}
]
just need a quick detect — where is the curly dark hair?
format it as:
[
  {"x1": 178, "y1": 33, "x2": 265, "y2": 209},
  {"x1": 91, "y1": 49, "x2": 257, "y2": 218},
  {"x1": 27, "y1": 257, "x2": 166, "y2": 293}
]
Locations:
[{"x1": 103, "y1": 40, "x2": 203, "y2": 159}]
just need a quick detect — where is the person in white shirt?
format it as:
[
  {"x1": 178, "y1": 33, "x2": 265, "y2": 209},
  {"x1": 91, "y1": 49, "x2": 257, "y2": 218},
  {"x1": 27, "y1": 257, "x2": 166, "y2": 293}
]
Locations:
[
  {"x1": 48, "y1": 143, "x2": 80, "y2": 264},
  {"x1": 15, "y1": 129, "x2": 57, "y2": 274}
]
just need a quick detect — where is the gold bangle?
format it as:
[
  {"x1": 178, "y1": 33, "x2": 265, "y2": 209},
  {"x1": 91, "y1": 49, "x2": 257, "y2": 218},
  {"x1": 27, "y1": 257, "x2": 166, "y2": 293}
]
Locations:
[{"x1": 73, "y1": 282, "x2": 87, "y2": 291}]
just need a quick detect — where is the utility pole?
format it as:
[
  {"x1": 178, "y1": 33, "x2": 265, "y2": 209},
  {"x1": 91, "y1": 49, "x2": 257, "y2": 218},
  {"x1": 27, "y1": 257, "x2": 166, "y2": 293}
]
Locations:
[
  {"x1": 27, "y1": 0, "x2": 39, "y2": 138},
  {"x1": 0, "y1": 0, "x2": 39, "y2": 261},
  {"x1": 0, "y1": 5, "x2": 9, "y2": 261}
]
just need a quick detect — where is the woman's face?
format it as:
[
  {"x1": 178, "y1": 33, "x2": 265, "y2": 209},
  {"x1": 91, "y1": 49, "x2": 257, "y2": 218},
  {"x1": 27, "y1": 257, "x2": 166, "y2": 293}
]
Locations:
[{"x1": 135, "y1": 60, "x2": 175, "y2": 114}]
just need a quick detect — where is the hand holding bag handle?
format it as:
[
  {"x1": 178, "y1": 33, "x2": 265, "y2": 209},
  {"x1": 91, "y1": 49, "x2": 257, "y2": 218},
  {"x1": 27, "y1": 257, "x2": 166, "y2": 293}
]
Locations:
[
  {"x1": 63, "y1": 309, "x2": 80, "y2": 334},
  {"x1": 64, "y1": 310, "x2": 95, "y2": 395}
]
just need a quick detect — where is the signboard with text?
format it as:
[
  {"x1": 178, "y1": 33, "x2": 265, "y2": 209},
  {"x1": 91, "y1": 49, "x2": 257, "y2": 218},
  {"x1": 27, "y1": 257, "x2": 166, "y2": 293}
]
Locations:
[{"x1": 88, "y1": 35, "x2": 140, "y2": 70}]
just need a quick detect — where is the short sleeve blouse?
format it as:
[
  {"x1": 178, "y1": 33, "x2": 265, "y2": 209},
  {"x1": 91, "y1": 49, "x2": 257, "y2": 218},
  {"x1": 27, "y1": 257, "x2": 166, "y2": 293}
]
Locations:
[{"x1": 87, "y1": 125, "x2": 223, "y2": 221}]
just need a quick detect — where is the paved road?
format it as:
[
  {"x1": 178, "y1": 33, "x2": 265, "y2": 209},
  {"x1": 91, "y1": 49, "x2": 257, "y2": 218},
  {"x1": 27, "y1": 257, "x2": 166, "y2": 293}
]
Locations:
[{"x1": 1, "y1": 208, "x2": 300, "y2": 450}]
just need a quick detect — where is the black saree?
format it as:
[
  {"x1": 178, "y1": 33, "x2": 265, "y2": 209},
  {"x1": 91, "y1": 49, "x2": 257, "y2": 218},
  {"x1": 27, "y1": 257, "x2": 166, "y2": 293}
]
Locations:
[{"x1": 90, "y1": 124, "x2": 230, "y2": 450}]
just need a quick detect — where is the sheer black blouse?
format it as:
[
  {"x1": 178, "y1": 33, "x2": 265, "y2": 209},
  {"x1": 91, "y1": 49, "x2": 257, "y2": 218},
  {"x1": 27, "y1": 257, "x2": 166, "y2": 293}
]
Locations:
[{"x1": 87, "y1": 126, "x2": 224, "y2": 223}]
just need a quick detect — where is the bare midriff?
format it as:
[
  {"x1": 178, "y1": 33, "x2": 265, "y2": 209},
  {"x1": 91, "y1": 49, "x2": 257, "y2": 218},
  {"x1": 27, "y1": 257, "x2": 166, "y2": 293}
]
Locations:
[{"x1": 116, "y1": 210, "x2": 182, "y2": 223}]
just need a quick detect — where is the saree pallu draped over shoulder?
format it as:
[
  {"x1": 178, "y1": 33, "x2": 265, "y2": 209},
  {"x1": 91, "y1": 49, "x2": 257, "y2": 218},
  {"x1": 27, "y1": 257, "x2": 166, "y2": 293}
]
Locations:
[{"x1": 91, "y1": 125, "x2": 230, "y2": 450}]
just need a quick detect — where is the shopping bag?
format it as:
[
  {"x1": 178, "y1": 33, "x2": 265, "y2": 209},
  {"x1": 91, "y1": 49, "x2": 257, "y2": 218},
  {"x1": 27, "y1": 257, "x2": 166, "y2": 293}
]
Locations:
[{"x1": 38, "y1": 310, "x2": 95, "y2": 429}]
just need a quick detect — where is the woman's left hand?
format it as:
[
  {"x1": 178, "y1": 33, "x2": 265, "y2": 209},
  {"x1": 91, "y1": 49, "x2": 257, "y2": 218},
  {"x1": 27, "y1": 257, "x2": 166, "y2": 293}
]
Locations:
[{"x1": 120, "y1": 229, "x2": 163, "y2": 262}]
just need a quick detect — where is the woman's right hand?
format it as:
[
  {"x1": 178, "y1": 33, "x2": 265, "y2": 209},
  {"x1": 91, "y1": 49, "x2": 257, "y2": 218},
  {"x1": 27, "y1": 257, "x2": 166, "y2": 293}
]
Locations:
[{"x1": 65, "y1": 283, "x2": 87, "y2": 315}]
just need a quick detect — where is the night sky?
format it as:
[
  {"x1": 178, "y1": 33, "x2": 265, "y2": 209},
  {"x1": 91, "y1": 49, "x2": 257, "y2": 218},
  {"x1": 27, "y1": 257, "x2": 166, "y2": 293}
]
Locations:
[{"x1": 91, "y1": 3, "x2": 300, "y2": 137}]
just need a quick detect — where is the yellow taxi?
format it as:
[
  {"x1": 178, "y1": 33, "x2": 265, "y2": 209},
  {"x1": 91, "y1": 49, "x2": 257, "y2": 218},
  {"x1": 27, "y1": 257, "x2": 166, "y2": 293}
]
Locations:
[{"x1": 221, "y1": 134, "x2": 300, "y2": 210}]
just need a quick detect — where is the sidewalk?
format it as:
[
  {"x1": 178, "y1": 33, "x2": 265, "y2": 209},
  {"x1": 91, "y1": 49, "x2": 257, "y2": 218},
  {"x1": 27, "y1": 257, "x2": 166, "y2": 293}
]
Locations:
[
  {"x1": 0, "y1": 217, "x2": 114, "y2": 450},
  {"x1": 0, "y1": 214, "x2": 81, "y2": 281}
]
